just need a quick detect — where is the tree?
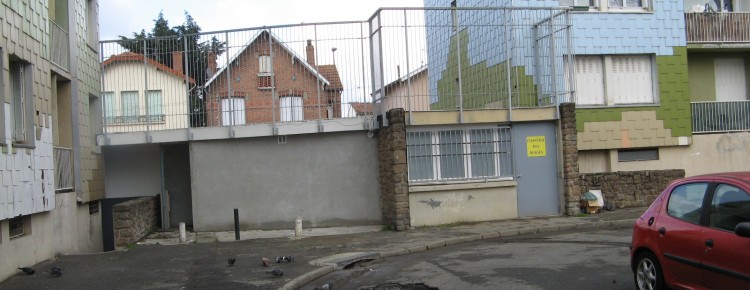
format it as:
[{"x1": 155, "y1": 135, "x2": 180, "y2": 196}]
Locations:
[{"x1": 118, "y1": 11, "x2": 226, "y2": 127}]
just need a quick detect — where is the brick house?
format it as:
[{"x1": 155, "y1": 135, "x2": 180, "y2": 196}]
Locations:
[{"x1": 204, "y1": 30, "x2": 343, "y2": 126}]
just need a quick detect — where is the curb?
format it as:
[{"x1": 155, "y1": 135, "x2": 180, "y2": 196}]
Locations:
[{"x1": 280, "y1": 218, "x2": 635, "y2": 289}]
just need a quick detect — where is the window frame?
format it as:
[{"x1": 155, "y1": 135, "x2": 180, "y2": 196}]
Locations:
[
  {"x1": 220, "y1": 97, "x2": 246, "y2": 126},
  {"x1": 279, "y1": 95, "x2": 304, "y2": 122},
  {"x1": 146, "y1": 90, "x2": 164, "y2": 123},
  {"x1": 406, "y1": 126, "x2": 514, "y2": 184},
  {"x1": 570, "y1": 54, "x2": 658, "y2": 107},
  {"x1": 8, "y1": 215, "x2": 30, "y2": 239},
  {"x1": 103, "y1": 91, "x2": 116, "y2": 124},
  {"x1": 86, "y1": 0, "x2": 98, "y2": 51},
  {"x1": 708, "y1": 183, "x2": 750, "y2": 232},
  {"x1": 120, "y1": 91, "x2": 139, "y2": 123},
  {"x1": 561, "y1": 0, "x2": 652, "y2": 12},
  {"x1": 9, "y1": 58, "x2": 34, "y2": 146},
  {"x1": 666, "y1": 182, "x2": 709, "y2": 225}
]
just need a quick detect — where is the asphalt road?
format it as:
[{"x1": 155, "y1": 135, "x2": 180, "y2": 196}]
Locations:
[{"x1": 303, "y1": 228, "x2": 635, "y2": 290}]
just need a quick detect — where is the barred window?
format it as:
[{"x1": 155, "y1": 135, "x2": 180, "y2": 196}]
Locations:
[{"x1": 407, "y1": 127, "x2": 513, "y2": 183}]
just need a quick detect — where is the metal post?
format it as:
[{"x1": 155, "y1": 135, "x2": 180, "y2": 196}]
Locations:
[
  {"x1": 234, "y1": 208, "x2": 240, "y2": 240},
  {"x1": 404, "y1": 10, "x2": 414, "y2": 123},
  {"x1": 183, "y1": 36, "x2": 191, "y2": 134},
  {"x1": 314, "y1": 25, "x2": 323, "y2": 129},
  {"x1": 455, "y1": 9, "x2": 464, "y2": 123},
  {"x1": 100, "y1": 41, "x2": 107, "y2": 137},
  {"x1": 225, "y1": 32, "x2": 233, "y2": 127},
  {"x1": 506, "y1": 9, "x2": 513, "y2": 120},
  {"x1": 269, "y1": 29, "x2": 277, "y2": 133},
  {"x1": 143, "y1": 39, "x2": 151, "y2": 136},
  {"x1": 565, "y1": 10, "x2": 575, "y2": 106},
  {"x1": 548, "y1": 12, "x2": 558, "y2": 108}
]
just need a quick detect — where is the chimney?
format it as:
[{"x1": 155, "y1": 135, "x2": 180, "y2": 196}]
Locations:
[
  {"x1": 172, "y1": 51, "x2": 183, "y2": 75},
  {"x1": 306, "y1": 39, "x2": 315, "y2": 66},
  {"x1": 207, "y1": 51, "x2": 217, "y2": 78}
]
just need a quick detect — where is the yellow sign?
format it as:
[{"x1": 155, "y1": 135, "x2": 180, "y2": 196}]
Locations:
[{"x1": 526, "y1": 136, "x2": 546, "y2": 157}]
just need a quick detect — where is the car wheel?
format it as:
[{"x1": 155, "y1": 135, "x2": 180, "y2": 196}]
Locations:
[{"x1": 634, "y1": 252, "x2": 665, "y2": 290}]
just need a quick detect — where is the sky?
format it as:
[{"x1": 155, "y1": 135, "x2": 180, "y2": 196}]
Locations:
[{"x1": 99, "y1": 0, "x2": 425, "y2": 41}]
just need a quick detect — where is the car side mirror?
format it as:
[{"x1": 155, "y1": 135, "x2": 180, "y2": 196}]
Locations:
[{"x1": 736, "y1": 222, "x2": 750, "y2": 238}]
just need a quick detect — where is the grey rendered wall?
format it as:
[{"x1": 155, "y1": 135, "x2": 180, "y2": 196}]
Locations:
[
  {"x1": 103, "y1": 144, "x2": 162, "y2": 198},
  {"x1": 190, "y1": 131, "x2": 381, "y2": 231}
]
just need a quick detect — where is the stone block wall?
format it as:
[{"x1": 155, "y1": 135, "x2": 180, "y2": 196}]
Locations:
[
  {"x1": 113, "y1": 197, "x2": 158, "y2": 247},
  {"x1": 560, "y1": 103, "x2": 581, "y2": 216},
  {"x1": 580, "y1": 169, "x2": 685, "y2": 208},
  {"x1": 377, "y1": 108, "x2": 410, "y2": 230}
]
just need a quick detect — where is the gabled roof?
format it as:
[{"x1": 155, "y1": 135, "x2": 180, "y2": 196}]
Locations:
[
  {"x1": 318, "y1": 65, "x2": 343, "y2": 91},
  {"x1": 205, "y1": 30, "x2": 331, "y2": 88},
  {"x1": 102, "y1": 52, "x2": 196, "y2": 84},
  {"x1": 349, "y1": 102, "x2": 373, "y2": 116}
]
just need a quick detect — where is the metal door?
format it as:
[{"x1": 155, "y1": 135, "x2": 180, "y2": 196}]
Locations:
[{"x1": 512, "y1": 122, "x2": 560, "y2": 217}]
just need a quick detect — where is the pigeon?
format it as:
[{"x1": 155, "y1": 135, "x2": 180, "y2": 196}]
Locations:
[
  {"x1": 261, "y1": 258, "x2": 271, "y2": 267},
  {"x1": 50, "y1": 267, "x2": 63, "y2": 277},
  {"x1": 17, "y1": 267, "x2": 35, "y2": 275},
  {"x1": 265, "y1": 269, "x2": 283, "y2": 277},
  {"x1": 314, "y1": 283, "x2": 334, "y2": 290},
  {"x1": 275, "y1": 256, "x2": 294, "y2": 263},
  {"x1": 227, "y1": 258, "x2": 236, "y2": 267}
]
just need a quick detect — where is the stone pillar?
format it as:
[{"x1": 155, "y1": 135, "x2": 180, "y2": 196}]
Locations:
[
  {"x1": 377, "y1": 108, "x2": 410, "y2": 230},
  {"x1": 559, "y1": 103, "x2": 581, "y2": 215}
]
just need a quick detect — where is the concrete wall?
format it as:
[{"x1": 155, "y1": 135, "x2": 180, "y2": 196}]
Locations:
[
  {"x1": 189, "y1": 131, "x2": 381, "y2": 231},
  {"x1": 103, "y1": 144, "x2": 162, "y2": 198},
  {"x1": 0, "y1": 192, "x2": 101, "y2": 281},
  {"x1": 409, "y1": 182, "x2": 518, "y2": 226},
  {"x1": 579, "y1": 132, "x2": 750, "y2": 177}
]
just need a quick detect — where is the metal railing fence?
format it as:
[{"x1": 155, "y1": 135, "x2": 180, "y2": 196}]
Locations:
[
  {"x1": 100, "y1": 21, "x2": 372, "y2": 134},
  {"x1": 54, "y1": 146, "x2": 74, "y2": 192},
  {"x1": 369, "y1": 7, "x2": 574, "y2": 118},
  {"x1": 692, "y1": 100, "x2": 750, "y2": 133},
  {"x1": 100, "y1": 8, "x2": 573, "y2": 135},
  {"x1": 685, "y1": 12, "x2": 750, "y2": 43}
]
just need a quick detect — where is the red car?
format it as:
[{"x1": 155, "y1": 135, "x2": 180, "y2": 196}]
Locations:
[{"x1": 630, "y1": 172, "x2": 750, "y2": 290}]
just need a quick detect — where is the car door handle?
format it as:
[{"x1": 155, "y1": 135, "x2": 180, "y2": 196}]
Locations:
[
  {"x1": 658, "y1": 227, "x2": 666, "y2": 235},
  {"x1": 705, "y1": 239, "x2": 714, "y2": 248}
]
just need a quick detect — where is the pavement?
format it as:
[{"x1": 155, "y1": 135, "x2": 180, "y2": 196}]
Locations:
[{"x1": 0, "y1": 207, "x2": 644, "y2": 290}]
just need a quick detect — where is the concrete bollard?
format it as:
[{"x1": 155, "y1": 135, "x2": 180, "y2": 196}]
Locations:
[
  {"x1": 179, "y1": 222, "x2": 186, "y2": 243},
  {"x1": 295, "y1": 217, "x2": 302, "y2": 237}
]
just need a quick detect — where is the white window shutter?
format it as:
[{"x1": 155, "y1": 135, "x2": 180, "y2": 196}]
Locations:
[
  {"x1": 573, "y1": 56, "x2": 605, "y2": 105},
  {"x1": 610, "y1": 55, "x2": 653, "y2": 104}
]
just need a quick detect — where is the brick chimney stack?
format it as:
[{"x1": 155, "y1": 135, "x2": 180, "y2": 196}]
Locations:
[
  {"x1": 207, "y1": 51, "x2": 217, "y2": 78},
  {"x1": 172, "y1": 51, "x2": 183, "y2": 75},
  {"x1": 306, "y1": 39, "x2": 315, "y2": 66}
]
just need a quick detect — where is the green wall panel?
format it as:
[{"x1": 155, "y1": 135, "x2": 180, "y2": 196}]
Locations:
[
  {"x1": 576, "y1": 47, "x2": 692, "y2": 138},
  {"x1": 431, "y1": 29, "x2": 540, "y2": 110}
]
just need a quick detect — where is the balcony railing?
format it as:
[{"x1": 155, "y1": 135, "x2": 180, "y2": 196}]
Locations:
[
  {"x1": 49, "y1": 20, "x2": 70, "y2": 70},
  {"x1": 54, "y1": 146, "x2": 74, "y2": 192},
  {"x1": 685, "y1": 12, "x2": 750, "y2": 43},
  {"x1": 692, "y1": 100, "x2": 750, "y2": 133}
]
